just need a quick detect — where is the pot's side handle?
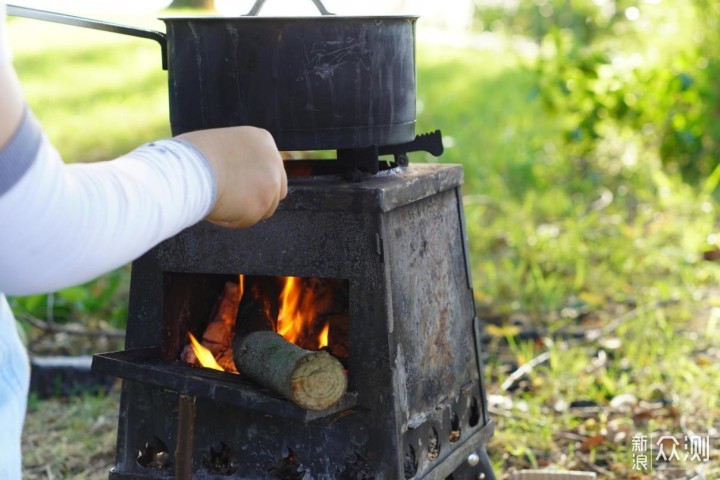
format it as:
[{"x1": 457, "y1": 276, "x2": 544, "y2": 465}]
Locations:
[
  {"x1": 6, "y1": 4, "x2": 168, "y2": 70},
  {"x1": 245, "y1": 0, "x2": 334, "y2": 16},
  {"x1": 309, "y1": 0, "x2": 334, "y2": 15}
]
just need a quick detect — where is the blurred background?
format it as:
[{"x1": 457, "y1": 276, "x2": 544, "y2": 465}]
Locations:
[{"x1": 6, "y1": 0, "x2": 720, "y2": 478}]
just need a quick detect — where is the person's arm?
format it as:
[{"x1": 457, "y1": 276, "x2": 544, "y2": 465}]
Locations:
[
  {"x1": 0, "y1": 5, "x2": 286, "y2": 296},
  {"x1": 0, "y1": 114, "x2": 217, "y2": 295},
  {"x1": 0, "y1": 7, "x2": 23, "y2": 148}
]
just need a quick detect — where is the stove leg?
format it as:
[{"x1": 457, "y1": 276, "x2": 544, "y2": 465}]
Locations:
[
  {"x1": 176, "y1": 394, "x2": 197, "y2": 480},
  {"x1": 473, "y1": 447, "x2": 496, "y2": 480},
  {"x1": 449, "y1": 447, "x2": 496, "y2": 480}
]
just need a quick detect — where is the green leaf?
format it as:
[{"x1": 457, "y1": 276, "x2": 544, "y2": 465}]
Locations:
[{"x1": 58, "y1": 286, "x2": 89, "y2": 303}]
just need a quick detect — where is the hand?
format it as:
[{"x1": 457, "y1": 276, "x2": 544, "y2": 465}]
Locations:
[{"x1": 178, "y1": 126, "x2": 287, "y2": 228}]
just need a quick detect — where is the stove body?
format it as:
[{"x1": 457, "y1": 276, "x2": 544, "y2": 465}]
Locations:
[{"x1": 94, "y1": 164, "x2": 494, "y2": 479}]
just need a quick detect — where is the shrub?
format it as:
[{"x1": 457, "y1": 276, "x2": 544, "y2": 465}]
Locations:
[{"x1": 475, "y1": 0, "x2": 720, "y2": 182}]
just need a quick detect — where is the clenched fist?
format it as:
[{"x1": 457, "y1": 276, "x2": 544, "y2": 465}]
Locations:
[{"x1": 178, "y1": 126, "x2": 288, "y2": 228}]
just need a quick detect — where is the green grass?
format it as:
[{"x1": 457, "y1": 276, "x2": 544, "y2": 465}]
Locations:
[
  {"x1": 486, "y1": 299, "x2": 720, "y2": 476},
  {"x1": 9, "y1": 16, "x2": 170, "y2": 162},
  {"x1": 416, "y1": 44, "x2": 558, "y2": 197},
  {"x1": 23, "y1": 391, "x2": 119, "y2": 480},
  {"x1": 7, "y1": 11, "x2": 720, "y2": 479}
]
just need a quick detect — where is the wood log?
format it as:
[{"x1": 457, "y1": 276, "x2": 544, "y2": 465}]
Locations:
[
  {"x1": 209, "y1": 281, "x2": 241, "y2": 328},
  {"x1": 181, "y1": 281, "x2": 240, "y2": 373},
  {"x1": 233, "y1": 331, "x2": 347, "y2": 411},
  {"x1": 235, "y1": 297, "x2": 274, "y2": 337}
]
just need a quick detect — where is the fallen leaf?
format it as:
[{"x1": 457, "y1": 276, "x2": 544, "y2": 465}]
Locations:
[
  {"x1": 579, "y1": 291, "x2": 605, "y2": 308},
  {"x1": 485, "y1": 324, "x2": 521, "y2": 338},
  {"x1": 703, "y1": 248, "x2": 720, "y2": 261},
  {"x1": 696, "y1": 356, "x2": 712, "y2": 366},
  {"x1": 580, "y1": 433, "x2": 606, "y2": 452}
]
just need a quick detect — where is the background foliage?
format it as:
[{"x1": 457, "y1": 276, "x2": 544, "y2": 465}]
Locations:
[{"x1": 482, "y1": 0, "x2": 720, "y2": 181}]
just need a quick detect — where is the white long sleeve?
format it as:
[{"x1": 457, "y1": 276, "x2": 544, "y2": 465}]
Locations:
[{"x1": 0, "y1": 111, "x2": 216, "y2": 295}]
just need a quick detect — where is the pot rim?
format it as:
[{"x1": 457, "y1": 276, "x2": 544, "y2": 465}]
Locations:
[{"x1": 158, "y1": 15, "x2": 420, "y2": 22}]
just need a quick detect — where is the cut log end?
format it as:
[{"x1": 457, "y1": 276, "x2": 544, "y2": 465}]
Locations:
[
  {"x1": 233, "y1": 331, "x2": 347, "y2": 411},
  {"x1": 290, "y1": 350, "x2": 347, "y2": 411}
]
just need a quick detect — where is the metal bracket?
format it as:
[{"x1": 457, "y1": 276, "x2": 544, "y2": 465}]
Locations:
[
  {"x1": 245, "y1": 0, "x2": 334, "y2": 16},
  {"x1": 336, "y1": 130, "x2": 445, "y2": 178},
  {"x1": 378, "y1": 130, "x2": 445, "y2": 161}
]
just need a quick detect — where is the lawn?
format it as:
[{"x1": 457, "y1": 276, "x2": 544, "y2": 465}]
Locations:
[{"x1": 7, "y1": 6, "x2": 720, "y2": 479}]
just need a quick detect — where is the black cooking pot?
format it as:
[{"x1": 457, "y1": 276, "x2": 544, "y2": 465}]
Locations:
[{"x1": 8, "y1": 1, "x2": 417, "y2": 151}]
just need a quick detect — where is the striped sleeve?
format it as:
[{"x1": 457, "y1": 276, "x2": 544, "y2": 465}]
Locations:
[{"x1": 0, "y1": 108, "x2": 41, "y2": 195}]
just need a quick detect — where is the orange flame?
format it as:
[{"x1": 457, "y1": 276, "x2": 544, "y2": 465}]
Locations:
[
  {"x1": 276, "y1": 277, "x2": 326, "y2": 349},
  {"x1": 318, "y1": 323, "x2": 330, "y2": 349},
  {"x1": 188, "y1": 332, "x2": 224, "y2": 371},
  {"x1": 238, "y1": 274, "x2": 244, "y2": 304}
]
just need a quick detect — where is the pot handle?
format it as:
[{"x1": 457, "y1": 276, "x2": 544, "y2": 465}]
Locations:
[
  {"x1": 6, "y1": 4, "x2": 168, "y2": 70},
  {"x1": 245, "y1": 0, "x2": 334, "y2": 16}
]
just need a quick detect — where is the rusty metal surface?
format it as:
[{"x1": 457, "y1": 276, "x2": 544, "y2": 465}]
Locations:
[
  {"x1": 175, "y1": 395, "x2": 196, "y2": 480},
  {"x1": 276, "y1": 163, "x2": 464, "y2": 213},
  {"x1": 385, "y1": 188, "x2": 478, "y2": 410},
  {"x1": 382, "y1": 186, "x2": 488, "y2": 479},
  {"x1": 104, "y1": 164, "x2": 492, "y2": 479}
]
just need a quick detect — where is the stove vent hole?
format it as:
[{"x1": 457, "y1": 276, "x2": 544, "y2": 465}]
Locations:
[
  {"x1": 339, "y1": 453, "x2": 373, "y2": 480},
  {"x1": 449, "y1": 410, "x2": 461, "y2": 443},
  {"x1": 403, "y1": 445, "x2": 418, "y2": 479},
  {"x1": 427, "y1": 427, "x2": 441, "y2": 461},
  {"x1": 136, "y1": 436, "x2": 170, "y2": 470},
  {"x1": 201, "y1": 441, "x2": 238, "y2": 476},
  {"x1": 269, "y1": 448, "x2": 307, "y2": 480},
  {"x1": 469, "y1": 396, "x2": 481, "y2": 427}
]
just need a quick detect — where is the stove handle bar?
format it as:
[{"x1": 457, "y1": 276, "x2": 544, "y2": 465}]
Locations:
[
  {"x1": 334, "y1": 130, "x2": 444, "y2": 177},
  {"x1": 6, "y1": 4, "x2": 169, "y2": 70},
  {"x1": 245, "y1": 0, "x2": 334, "y2": 16},
  {"x1": 378, "y1": 129, "x2": 445, "y2": 165}
]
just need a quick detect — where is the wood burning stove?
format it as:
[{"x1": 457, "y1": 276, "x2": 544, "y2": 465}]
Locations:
[{"x1": 92, "y1": 159, "x2": 496, "y2": 479}]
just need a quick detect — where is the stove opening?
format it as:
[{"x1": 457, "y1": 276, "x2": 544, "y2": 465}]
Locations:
[{"x1": 162, "y1": 273, "x2": 349, "y2": 376}]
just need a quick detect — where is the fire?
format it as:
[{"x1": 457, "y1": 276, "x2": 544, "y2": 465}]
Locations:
[
  {"x1": 318, "y1": 323, "x2": 330, "y2": 349},
  {"x1": 276, "y1": 276, "x2": 328, "y2": 350},
  {"x1": 188, "y1": 332, "x2": 225, "y2": 371},
  {"x1": 184, "y1": 275, "x2": 345, "y2": 372}
]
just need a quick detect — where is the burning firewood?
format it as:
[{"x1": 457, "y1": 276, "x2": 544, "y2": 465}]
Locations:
[
  {"x1": 235, "y1": 296, "x2": 274, "y2": 337},
  {"x1": 233, "y1": 331, "x2": 347, "y2": 411},
  {"x1": 182, "y1": 281, "x2": 240, "y2": 373}
]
